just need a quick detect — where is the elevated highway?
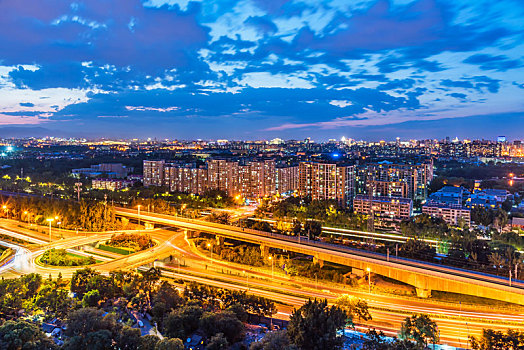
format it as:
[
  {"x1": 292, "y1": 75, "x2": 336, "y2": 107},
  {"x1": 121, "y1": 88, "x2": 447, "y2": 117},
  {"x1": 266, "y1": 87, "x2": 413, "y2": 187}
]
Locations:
[{"x1": 116, "y1": 207, "x2": 524, "y2": 305}]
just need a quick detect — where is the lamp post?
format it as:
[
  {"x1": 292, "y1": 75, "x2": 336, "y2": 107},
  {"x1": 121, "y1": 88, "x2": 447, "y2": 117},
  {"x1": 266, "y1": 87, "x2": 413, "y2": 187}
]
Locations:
[
  {"x1": 2, "y1": 205, "x2": 7, "y2": 219},
  {"x1": 137, "y1": 205, "x2": 141, "y2": 227},
  {"x1": 46, "y1": 218, "x2": 54, "y2": 242},
  {"x1": 207, "y1": 243, "x2": 213, "y2": 262},
  {"x1": 366, "y1": 267, "x2": 371, "y2": 293}
]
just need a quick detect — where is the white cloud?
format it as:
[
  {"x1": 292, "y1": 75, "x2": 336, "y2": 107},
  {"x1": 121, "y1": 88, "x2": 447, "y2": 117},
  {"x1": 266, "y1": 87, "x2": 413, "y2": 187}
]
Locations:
[
  {"x1": 125, "y1": 106, "x2": 179, "y2": 112},
  {"x1": 143, "y1": 0, "x2": 202, "y2": 11},
  {"x1": 329, "y1": 100, "x2": 352, "y2": 107},
  {"x1": 234, "y1": 72, "x2": 314, "y2": 89}
]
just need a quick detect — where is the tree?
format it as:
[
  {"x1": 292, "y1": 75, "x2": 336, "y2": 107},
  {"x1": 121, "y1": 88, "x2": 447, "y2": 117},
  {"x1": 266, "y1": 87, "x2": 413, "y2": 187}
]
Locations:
[
  {"x1": 139, "y1": 335, "x2": 160, "y2": 350},
  {"x1": 226, "y1": 303, "x2": 249, "y2": 322},
  {"x1": 251, "y1": 221, "x2": 273, "y2": 233},
  {"x1": 363, "y1": 329, "x2": 417, "y2": 350},
  {"x1": 401, "y1": 239, "x2": 436, "y2": 261},
  {"x1": 399, "y1": 314, "x2": 439, "y2": 349},
  {"x1": 287, "y1": 299, "x2": 348, "y2": 350},
  {"x1": 303, "y1": 220, "x2": 322, "y2": 239},
  {"x1": 206, "y1": 333, "x2": 229, "y2": 350},
  {"x1": 34, "y1": 276, "x2": 72, "y2": 318},
  {"x1": 292, "y1": 220, "x2": 302, "y2": 235},
  {"x1": 0, "y1": 320, "x2": 56, "y2": 350},
  {"x1": 200, "y1": 311, "x2": 245, "y2": 344},
  {"x1": 63, "y1": 308, "x2": 121, "y2": 350},
  {"x1": 163, "y1": 305, "x2": 203, "y2": 339},
  {"x1": 207, "y1": 212, "x2": 231, "y2": 225},
  {"x1": 70, "y1": 268, "x2": 100, "y2": 298},
  {"x1": 82, "y1": 289, "x2": 100, "y2": 307},
  {"x1": 470, "y1": 329, "x2": 524, "y2": 350},
  {"x1": 155, "y1": 338, "x2": 184, "y2": 350},
  {"x1": 250, "y1": 330, "x2": 296, "y2": 350},
  {"x1": 20, "y1": 273, "x2": 42, "y2": 297},
  {"x1": 493, "y1": 208, "x2": 509, "y2": 232},
  {"x1": 115, "y1": 327, "x2": 142, "y2": 350},
  {"x1": 334, "y1": 295, "x2": 372, "y2": 324}
]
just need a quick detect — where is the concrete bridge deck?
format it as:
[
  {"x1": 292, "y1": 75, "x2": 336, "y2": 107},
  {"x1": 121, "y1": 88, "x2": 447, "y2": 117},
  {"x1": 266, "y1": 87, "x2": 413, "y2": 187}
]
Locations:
[{"x1": 116, "y1": 208, "x2": 524, "y2": 305}]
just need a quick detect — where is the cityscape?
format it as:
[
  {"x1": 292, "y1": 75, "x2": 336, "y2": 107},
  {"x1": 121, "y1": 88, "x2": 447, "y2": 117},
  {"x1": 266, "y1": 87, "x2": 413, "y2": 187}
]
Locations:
[{"x1": 0, "y1": 1, "x2": 524, "y2": 350}]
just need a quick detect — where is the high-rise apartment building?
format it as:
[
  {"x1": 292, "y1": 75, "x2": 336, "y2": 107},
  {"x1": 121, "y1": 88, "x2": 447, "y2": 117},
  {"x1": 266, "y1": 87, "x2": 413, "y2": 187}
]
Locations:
[
  {"x1": 276, "y1": 166, "x2": 299, "y2": 194},
  {"x1": 164, "y1": 165, "x2": 208, "y2": 194},
  {"x1": 145, "y1": 159, "x2": 278, "y2": 199},
  {"x1": 143, "y1": 160, "x2": 165, "y2": 187},
  {"x1": 298, "y1": 162, "x2": 355, "y2": 207},
  {"x1": 370, "y1": 180, "x2": 408, "y2": 198},
  {"x1": 355, "y1": 162, "x2": 433, "y2": 201}
]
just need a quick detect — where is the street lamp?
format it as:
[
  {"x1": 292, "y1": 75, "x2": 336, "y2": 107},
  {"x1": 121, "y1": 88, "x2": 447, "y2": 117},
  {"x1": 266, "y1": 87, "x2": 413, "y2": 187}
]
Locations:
[
  {"x1": 268, "y1": 256, "x2": 274, "y2": 280},
  {"x1": 137, "y1": 205, "x2": 141, "y2": 227},
  {"x1": 207, "y1": 242, "x2": 214, "y2": 263},
  {"x1": 46, "y1": 218, "x2": 54, "y2": 242},
  {"x1": 366, "y1": 267, "x2": 371, "y2": 293},
  {"x1": 2, "y1": 205, "x2": 7, "y2": 219},
  {"x1": 23, "y1": 211, "x2": 30, "y2": 225}
]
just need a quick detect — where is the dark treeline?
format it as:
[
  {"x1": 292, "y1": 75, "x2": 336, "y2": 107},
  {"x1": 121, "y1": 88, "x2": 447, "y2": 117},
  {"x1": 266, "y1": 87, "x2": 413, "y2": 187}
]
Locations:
[
  {"x1": 0, "y1": 268, "x2": 278, "y2": 350},
  {"x1": 256, "y1": 197, "x2": 367, "y2": 231},
  {"x1": 0, "y1": 195, "x2": 125, "y2": 231}
]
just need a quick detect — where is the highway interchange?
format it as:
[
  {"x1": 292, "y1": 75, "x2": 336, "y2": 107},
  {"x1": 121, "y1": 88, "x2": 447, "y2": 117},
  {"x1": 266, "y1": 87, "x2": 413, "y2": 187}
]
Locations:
[{"x1": 0, "y1": 215, "x2": 523, "y2": 349}]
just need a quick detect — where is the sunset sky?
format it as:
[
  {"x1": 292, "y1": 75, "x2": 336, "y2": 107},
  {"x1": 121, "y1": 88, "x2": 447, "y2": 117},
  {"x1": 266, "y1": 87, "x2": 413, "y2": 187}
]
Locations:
[{"x1": 0, "y1": 0, "x2": 523, "y2": 140}]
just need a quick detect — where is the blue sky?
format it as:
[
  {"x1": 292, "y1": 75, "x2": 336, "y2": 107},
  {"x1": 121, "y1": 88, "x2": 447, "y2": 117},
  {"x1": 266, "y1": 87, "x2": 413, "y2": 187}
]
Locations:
[{"x1": 0, "y1": 0, "x2": 523, "y2": 140}]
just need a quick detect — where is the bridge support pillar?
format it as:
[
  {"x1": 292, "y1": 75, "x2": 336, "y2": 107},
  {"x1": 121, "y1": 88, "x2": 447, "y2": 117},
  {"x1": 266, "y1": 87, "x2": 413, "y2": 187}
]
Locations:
[
  {"x1": 216, "y1": 236, "x2": 224, "y2": 246},
  {"x1": 416, "y1": 288, "x2": 431, "y2": 298},
  {"x1": 313, "y1": 256, "x2": 324, "y2": 268},
  {"x1": 260, "y1": 245, "x2": 269, "y2": 258}
]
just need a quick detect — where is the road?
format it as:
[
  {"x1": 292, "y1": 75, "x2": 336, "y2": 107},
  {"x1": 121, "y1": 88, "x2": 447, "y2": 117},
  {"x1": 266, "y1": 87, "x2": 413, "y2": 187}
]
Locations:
[
  {"x1": 0, "y1": 221, "x2": 523, "y2": 348},
  {"x1": 114, "y1": 208, "x2": 524, "y2": 295},
  {"x1": 157, "y1": 234, "x2": 524, "y2": 348}
]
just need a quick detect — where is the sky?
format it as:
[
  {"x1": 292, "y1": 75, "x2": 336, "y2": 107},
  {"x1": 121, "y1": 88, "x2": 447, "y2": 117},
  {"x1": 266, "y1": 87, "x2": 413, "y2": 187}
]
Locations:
[{"x1": 0, "y1": 0, "x2": 523, "y2": 141}]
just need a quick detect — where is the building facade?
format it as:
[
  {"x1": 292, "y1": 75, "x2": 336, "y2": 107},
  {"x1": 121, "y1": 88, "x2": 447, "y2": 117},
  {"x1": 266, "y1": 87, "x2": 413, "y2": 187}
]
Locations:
[
  {"x1": 422, "y1": 203, "x2": 471, "y2": 226},
  {"x1": 143, "y1": 160, "x2": 165, "y2": 187},
  {"x1": 353, "y1": 195, "x2": 413, "y2": 229},
  {"x1": 298, "y1": 162, "x2": 355, "y2": 207}
]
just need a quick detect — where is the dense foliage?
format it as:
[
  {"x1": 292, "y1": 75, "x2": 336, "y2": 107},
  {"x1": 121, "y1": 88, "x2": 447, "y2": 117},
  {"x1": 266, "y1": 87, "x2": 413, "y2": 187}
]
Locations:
[
  {"x1": 0, "y1": 195, "x2": 125, "y2": 231},
  {"x1": 0, "y1": 268, "x2": 279, "y2": 349},
  {"x1": 41, "y1": 249, "x2": 95, "y2": 266},
  {"x1": 256, "y1": 197, "x2": 367, "y2": 230},
  {"x1": 106, "y1": 233, "x2": 154, "y2": 251},
  {"x1": 470, "y1": 329, "x2": 524, "y2": 350},
  {"x1": 287, "y1": 299, "x2": 348, "y2": 350}
]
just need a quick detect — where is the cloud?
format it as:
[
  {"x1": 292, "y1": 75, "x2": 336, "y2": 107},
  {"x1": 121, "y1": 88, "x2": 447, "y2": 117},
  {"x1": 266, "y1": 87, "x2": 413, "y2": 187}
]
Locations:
[
  {"x1": 0, "y1": 0, "x2": 209, "y2": 71},
  {"x1": 441, "y1": 76, "x2": 500, "y2": 93},
  {"x1": 463, "y1": 53, "x2": 522, "y2": 71},
  {"x1": 0, "y1": 0, "x2": 522, "y2": 139},
  {"x1": 125, "y1": 106, "x2": 179, "y2": 112},
  {"x1": 244, "y1": 15, "x2": 278, "y2": 35}
]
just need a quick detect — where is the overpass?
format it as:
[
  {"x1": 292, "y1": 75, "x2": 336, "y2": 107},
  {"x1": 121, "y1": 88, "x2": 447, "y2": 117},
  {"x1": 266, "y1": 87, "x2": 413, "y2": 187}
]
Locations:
[{"x1": 115, "y1": 208, "x2": 524, "y2": 305}]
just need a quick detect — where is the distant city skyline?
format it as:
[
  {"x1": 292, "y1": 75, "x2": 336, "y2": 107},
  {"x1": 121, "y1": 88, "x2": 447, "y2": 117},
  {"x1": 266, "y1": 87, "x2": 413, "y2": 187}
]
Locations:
[{"x1": 0, "y1": 0, "x2": 523, "y2": 139}]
